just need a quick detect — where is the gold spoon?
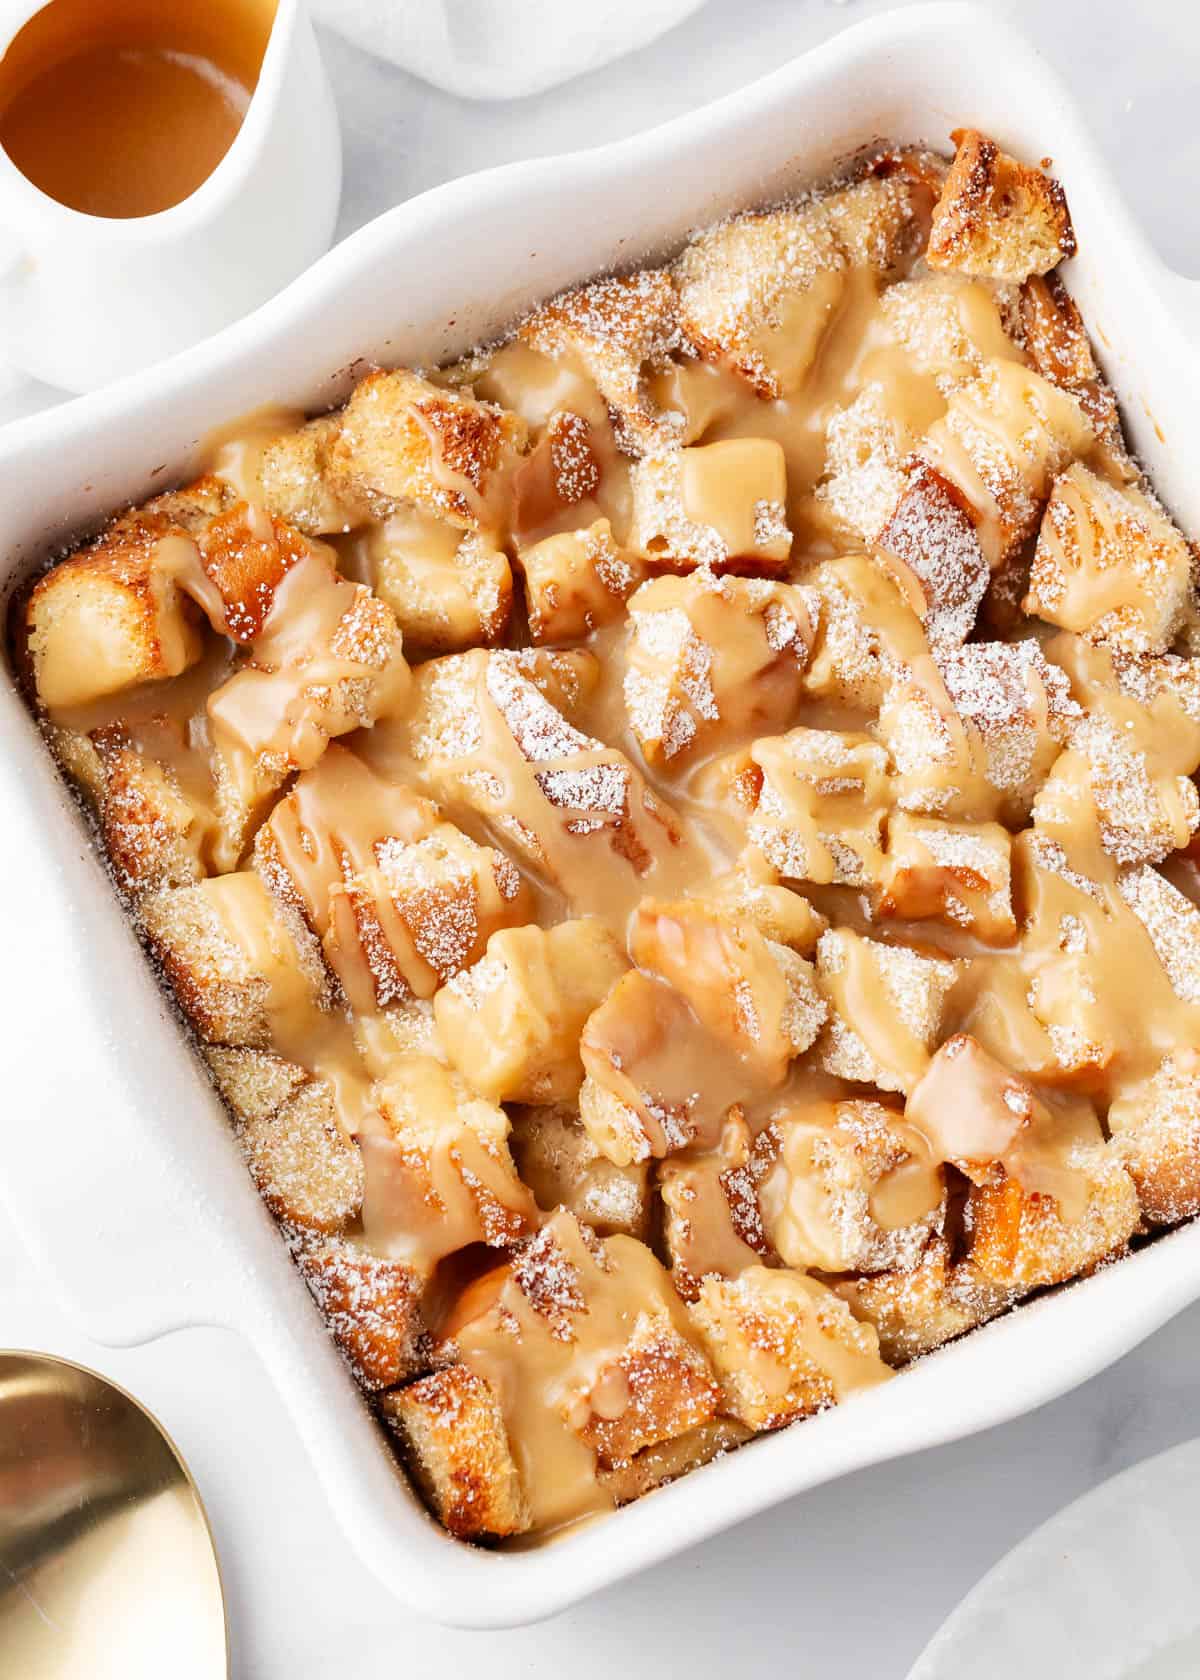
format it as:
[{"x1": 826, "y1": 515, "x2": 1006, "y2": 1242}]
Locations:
[{"x1": 0, "y1": 1349, "x2": 228, "y2": 1678}]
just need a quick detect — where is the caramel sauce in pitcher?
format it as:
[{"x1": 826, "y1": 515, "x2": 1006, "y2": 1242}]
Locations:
[{"x1": 0, "y1": 0, "x2": 277, "y2": 218}]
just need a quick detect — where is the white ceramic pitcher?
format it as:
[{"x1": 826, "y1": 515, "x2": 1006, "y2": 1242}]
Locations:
[{"x1": 0, "y1": 0, "x2": 341, "y2": 393}]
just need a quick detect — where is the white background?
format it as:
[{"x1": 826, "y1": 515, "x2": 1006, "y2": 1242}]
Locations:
[{"x1": 3, "y1": 1, "x2": 1199, "y2": 1674}]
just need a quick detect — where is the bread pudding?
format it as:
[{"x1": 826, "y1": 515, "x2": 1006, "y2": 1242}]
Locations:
[{"x1": 17, "y1": 127, "x2": 1200, "y2": 1542}]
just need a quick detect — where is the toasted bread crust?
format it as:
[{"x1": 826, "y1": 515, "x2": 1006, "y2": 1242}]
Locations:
[
  {"x1": 928, "y1": 129, "x2": 1075, "y2": 281},
  {"x1": 382, "y1": 1365, "x2": 529, "y2": 1538}
]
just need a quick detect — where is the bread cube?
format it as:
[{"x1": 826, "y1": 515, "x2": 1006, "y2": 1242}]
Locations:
[
  {"x1": 875, "y1": 461, "x2": 990, "y2": 648},
  {"x1": 405, "y1": 647, "x2": 691, "y2": 912},
  {"x1": 705, "y1": 853, "x2": 828, "y2": 954},
  {"x1": 628, "y1": 439, "x2": 792, "y2": 573},
  {"x1": 511, "y1": 408, "x2": 611, "y2": 539},
  {"x1": 837, "y1": 1238, "x2": 1012, "y2": 1364},
  {"x1": 509, "y1": 1103, "x2": 651, "y2": 1239},
  {"x1": 658, "y1": 1111, "x2": 770, "y2": 1300},
  {"x1": 405, "y1": 645, "x2": 597, "y2": 763},
  {"x1": 206, "y1": 550, "x2": 410, "y2": 856},
  {"x1": 372, "y1": 1056, "x2": 538, "y2": 1268},
  {"x1": 574, "y1": 1313, "x2": 721, "y2": 1467},
  {"x1": 257, "y1": 744, "x2": 530, "y2": 1012},
  {"x1": 1107, "y1": 648, "x2": 1200, "y2": 729},
  {"x1": 711, "y1": 726, "x2": 891, "y2": 889},
  {"x1": 204, "y1": 1044, "x2": 307, "y2": 1125},
  {"x1": 920, "y1": 359, "x2": 1094, "y2": 566},
  {"x1": 1108, "y1": 1050, "x2": 1200, "y2": 1225},
  {"x1": 579, "y1": 960, "x2": 788, "y2": 1166},
  {"x1": 966, "y1": 1143, "x2": 1139, "y2": 1294},
  {"x1": 521, "y1": 518, "x2": 647, "y2": 643},
  {"x1": 879, "y1": 812, "x2": 1015, "y2": 943},
  {"x1": 26, "y1": 513, "x2": 205, "y2": 709},
  {"x1": 815, "y1": 928, "x2": 958, "y2": 1095},
  {"x1": 367, "y1": 507, "x2": 512, "y2": 652},
  {"x1": 1026, "y1": 463, "x2": 1194, "y2": 656},
  {"x1": 927, "y1": 128, "x2": 1076, "y2": 281},
  {"x1": 441, "y1": 1214, "x2": 719, "y2": 1527},
  {"x1": 1116, "y1": 866, "x2": 1200, "y2": 1005},
  {"x1": 578, "y1": 973, "x2": 698, "y2": 1166},
  {"x1": 878, "y1": 270, "x2": 1023, "y2": 389},
  {"x1": 599, "y1": 1418, "x2": 751, "y2": 1506},
  {"x1": 255, "y1": 414, "x2": 360, "y2": 536},
  {"x1": 802, "y1": 555, "x2": 927, "y2": 709},
  {"x1": 69, "y1": 721, "x2": 218, "y2": 898},
  {"x1": 630, "y1": 896, "x2": 826, "y2": 1081},
  {"x1": 815, "y1": 383, "x2": 912, "y2": 545},
  {"x1": 675, "y1": 174, "x2": 918, "y2": 398},
  {"x1": 934, "y1": 638, "x2": 1079, "y2": 820},
  {"x1": 434, "y1": 920, "x2": 627, "y2": 1104},
  {"x1": 1035, "y1": 712, "x2": 1200, "y2": 867},
  {"x1": 297, "y1": 1235, "x2": 430, "y2": 1391},
  {"x1": 1012, "y1": 829, "x2": 1126, "y2": 1084},
  {"x1": 244, "y1": 1079, "x2": 363, "y2": 1235},
  {"x1": 382, "y1": 1364, "x2": 529, "y2": 1538},
  {"x1": 1019, "y1": 274, "x2": 1127, "y2": 462},
  {"x1": 689, "y1": 1266, "x2": 892, "y2": 1429},
  {"x1": 623, "y1": 570, "x2": 814, "y2": 765},
  {"x1": 327, "y1": 367, "x2": 528, "y2": 532},
  {"x1": 141, "y1": 871, "x2": 330, "y2": 1049},
  {"x1": 519, "y1": 268, "x2": 682, "y2": 454},
  {"x1": 756, "y1": 1098, "x2": 945, "y2": 1274}
]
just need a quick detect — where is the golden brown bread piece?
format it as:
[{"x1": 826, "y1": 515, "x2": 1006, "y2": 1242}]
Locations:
[
  {"x1": 26, "y1": 510, "x2": 206, "y2": 709},
  {"x1": 622, "y1": 569, "x2": 814, "y2": 765},
  {"x1": 708, "y1": 725, "x2": 892, "y2": 890},
  {"x1": 574, "y1": 1314, "x2": 720, "y2": 1467},
  {"x1": 927, "y1": 128, "x2": 1076, "y2": 281},
  {"x1": 256, "y1": 414, "x2": 361, "y2": 536},
  {"x1": 918, "y1": 358, "x2": 1095, "y2": 568},
  {"x1": 598, "y1": 1418, "x2": 751, "y2": 1505},
  {"x1": 520, "y1": 268, "x2": 682, "y2": 455},
  {"x1": 434, "y1": 920, "x2": 628, "y2": 1105},
  {"x1": 878, "y1": 812, "x2": 1016, "y2": 944},
  {"x1": 372, "y1": 1055, "x2": 539, "y2": 1268},
  {"x1": 327, "y1": 367, "x2": 528, "y2": 532},
  {"x1": 381, "y1": 1365, "x2": 530, "y2": 1538},
  {"x1": 367, "y1": 511, "x2": 513, "y2": 652},
  {"x1": 676, "y1": 174, "x2": 920, "y2": 399},
  {"x1": 521, "y1": 519, "x2": 647, "y2": 644},
  {"x1": 205, "y1": 1047, "x2": 364, "y2": 1235},
  {"x1": 254, "y1": 744, "x2": 530, "y2": 1014},
  {"x1": 815, "y1": 929, "x2": 958, "y2": 1097},
  {"x1": 1019, "y1": 274, "x2": 1128, "y2": 466},
  {"x1": 755, "y1": 1098, "x2": 945, "y2": 1275},
  {"x1": 298, "y1": 1236, "x2": 431, "y2": 1391},
  {"x1": 55, "y1": 721, "x2": 219, "y2": 898},
  {"x1": 1108, "y1": 1050, "x2": 1200, "y2": 1226},
  {"x1": 965, "y1": 1147, "x2": 1140, "y2": 1294},
  {"x1": 689, "y1": 1266, "x2": 892, "y2": 1429},
  {"x1": 627, "y1": 439, "x2": 793, "y2": 573},
  {"x1": 509, "y1": 1103, "x2": 651, "y2": 1239},
  {"x1": 1025, "y1": 462, "x2": 1195, "y2": 656},
  {"x1": 141, "y1": 872, "x2": 331, "y2": 1049},
  {"x1": 837, "y1": 1237, "x2": 1012, "y2": 1364}
]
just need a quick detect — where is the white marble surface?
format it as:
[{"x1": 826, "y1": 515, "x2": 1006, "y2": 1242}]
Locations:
[{"x1": 3, "y1": 1, "x2": 1199, "y2": 1674}]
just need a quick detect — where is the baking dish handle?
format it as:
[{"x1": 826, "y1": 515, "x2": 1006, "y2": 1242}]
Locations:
[
  {"x1": 0, "y1": 768, "x2": 274, "y2": 1349},
  {"x1": 0, "y1": 1016, "x2": 268, "y2": 1348}
]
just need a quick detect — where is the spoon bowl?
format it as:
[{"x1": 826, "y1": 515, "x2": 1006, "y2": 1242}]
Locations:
[{"x1": 0, "y1": 1349, "x2": 228, "y2": 1679}]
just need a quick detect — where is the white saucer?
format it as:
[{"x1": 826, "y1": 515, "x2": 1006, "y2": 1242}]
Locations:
[{"x1": 906, "y1": 1437, "x2": 1200, "y2": 1680}]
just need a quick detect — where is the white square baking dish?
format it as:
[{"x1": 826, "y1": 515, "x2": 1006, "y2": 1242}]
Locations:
[{"x1": 3, "y1": 0, "x2": 1199, "y2": 1628}]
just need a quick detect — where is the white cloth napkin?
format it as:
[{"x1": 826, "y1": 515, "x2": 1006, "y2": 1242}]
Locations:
[{"x1": 308, "y1": 0, "x2": 710, "y2": 100}]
